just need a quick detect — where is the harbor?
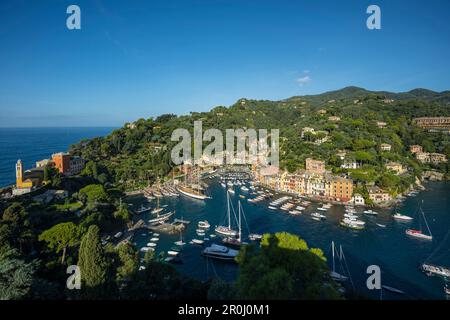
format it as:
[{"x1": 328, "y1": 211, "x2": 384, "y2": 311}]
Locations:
[{"x1": 124, "y1": 172, "x2": 450, "y2": 300}]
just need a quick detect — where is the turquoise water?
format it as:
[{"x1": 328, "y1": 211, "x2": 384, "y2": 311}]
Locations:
[
  {"x1": 132, "y1": 180, "x2": 450, "y2": 300},
  {"x1": 0, "y1": 127, "x2": 115, "y2": 188}
]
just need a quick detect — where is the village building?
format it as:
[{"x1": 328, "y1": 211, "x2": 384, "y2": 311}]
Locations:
[
  {"x1": 413, "y1": 117, "x2": 450, "y2": 130},
  {"x1": 410, "y1": 145, "x2": 423, "y2": 154},
  {"x1": 328, "y1": 116, "x2": 341, "y2": 122},
  {"x1": 330, "y1": 176, "x2": 353, "y2": 202},
  {"x1": 415, "y1": 152, "x2": 448, "y2": 164},
  {"x1": 368, "y1": 186, "x2": 392, "y2": 204},
  {"x1": 126, "y1": 122, "x2": 137, "y2": 129},
  {"x1": 351, "y1": 194, "x2": 365, "y2": 206},
  {"x1": 336, "y1": 150, "x2": 347, "y2": 160},
  {"x1": 341, "y1": 159, "x2": 360, "y2": 169},
  {"x1": 376, "y1": 121, "x2": 387, "y2": 129},
  {"x1": 380, "y1": 143, "x2": 392, "y2": 151},
  {"x1": 13, "y1": 160, "x2": 44, "y2": 196},
  {"x1": 385, "y1": 162, "x2": 406, "y2": 175},
  {"x1": 51, "y1": 152, "x2": 85, "y2": 176},
  {"x1": 305, "y1": 158, "x2": 326, "y2": 174}
]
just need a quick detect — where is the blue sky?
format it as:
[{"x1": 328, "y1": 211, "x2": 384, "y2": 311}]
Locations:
[{"x1": 1, "y1": 0, "x2": 449, "y2": 127}]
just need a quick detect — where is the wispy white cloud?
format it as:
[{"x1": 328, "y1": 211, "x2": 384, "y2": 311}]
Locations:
[{"x1": 296, "y1": 75, "x2": 311, "y2": 86}]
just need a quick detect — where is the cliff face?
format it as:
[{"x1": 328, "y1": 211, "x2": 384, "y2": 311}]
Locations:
[{"x1": 422, "y1": 171, "x2": 445, "y2": 181}]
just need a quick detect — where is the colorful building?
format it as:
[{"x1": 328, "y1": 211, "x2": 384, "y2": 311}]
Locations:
[
  {"x1": 410, "y1": 145, "x2": 423, "y2": 154},
  {"x1": 305, "y1": 158, "x2": 326, "y2": 174},
  {"x1": 51, "y1": 152, "x2": 85, "y2": 175}
]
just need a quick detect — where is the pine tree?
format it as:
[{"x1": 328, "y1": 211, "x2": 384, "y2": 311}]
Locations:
[{"x1": 77, "y1": 225, "x2": 107, "y2": 296}]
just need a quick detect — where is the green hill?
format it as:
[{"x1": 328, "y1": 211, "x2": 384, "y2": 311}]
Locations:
[{"x1": 70, "y1": 87, "x2": 450, "y2": 194}]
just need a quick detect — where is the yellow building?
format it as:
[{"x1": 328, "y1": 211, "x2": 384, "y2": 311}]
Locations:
[{"x1": 16, "y1": 160, "x2": 33, "y2": 189}]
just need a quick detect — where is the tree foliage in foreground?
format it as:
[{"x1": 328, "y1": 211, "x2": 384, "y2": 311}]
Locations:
[{"x1": 235, "y1": 232, "x2": 340, "y2": 300}]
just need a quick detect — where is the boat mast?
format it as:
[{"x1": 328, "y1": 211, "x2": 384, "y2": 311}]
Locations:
[
  {"x1": 238, "y1": 201, "x2": 242, "y2": 242},
  {"x1": 332, "y1": 241, "x2": 336, "y2": 273},
  {"x1": 421, "y1": 205, "x2": 432, "y2": 237},
  {"x1": 227, "y1": 190, "x2": 231, "y2": 229}
]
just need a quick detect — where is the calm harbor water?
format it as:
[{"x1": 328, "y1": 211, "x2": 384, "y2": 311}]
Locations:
[
  {"x1": 0, "y1": 128, "x2": 448, "y2": 300},
  {"x1": 0, "y1": 127, "x2": 115, "y2": 188},
  {"x1": 131, "y1": 179, "x2": 450, "y2": 300}
]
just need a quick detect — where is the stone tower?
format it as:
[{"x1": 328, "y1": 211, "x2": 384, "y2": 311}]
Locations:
[{"x1": 16, "y1": 159, "x2": 23, "y2": 188}]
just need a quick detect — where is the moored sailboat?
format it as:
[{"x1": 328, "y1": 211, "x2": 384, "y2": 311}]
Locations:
[
  {"x1": 215, "y1": 190, "x2": 238, "y2": 237},
  {"x1": 405, "y1": 204, "x2": 432, "y2": 241},
  {"x1": 330, "y1": 241, "x2": 348, "y2": 282}
]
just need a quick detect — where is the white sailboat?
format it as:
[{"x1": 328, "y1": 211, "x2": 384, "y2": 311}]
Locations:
[
  {"x1": 151, "y1": 196, "x2": 164, "y2": 214},
  {"x1": 174, "y1": 231, "x2": 185, "y2": 246},
  {"x1": 148, "y1": 210, "x2": 174, "y2": 224},
  {"x1": 215, "y1": 190, "x2": 238, "y2": 237},
  {"x1": 405, "y1": 204, "x2": 432, "y2": 240},
  {"x1": 222, "y1": 201, "x2": 248, "y2": 248},
  {"x1": 330, "y1": 241, "x2": 348, "y2": 282}
]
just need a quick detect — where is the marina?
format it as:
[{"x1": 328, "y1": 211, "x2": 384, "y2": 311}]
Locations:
[{"x1": 126, "y1": 174, "x2": 450, "y2": 300}]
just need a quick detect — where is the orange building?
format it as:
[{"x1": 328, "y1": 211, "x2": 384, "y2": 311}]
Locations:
[
  {"x1": 331, "y1": 177, "x2": 353, "y2": 202},
  {"x1": 52, "y1": 152, "x2": 71, "y2": 174}
]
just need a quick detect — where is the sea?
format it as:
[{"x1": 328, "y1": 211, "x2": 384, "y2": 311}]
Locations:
[
  {"x1": 0, "y1": 127, "x2": 449, "y2": 300},
  {"x1": 0, "y1": 127, "x2": 115, "y2": 188},
  {"x1": 131, "y1": 181, "x2": 450, "y2": 300}
]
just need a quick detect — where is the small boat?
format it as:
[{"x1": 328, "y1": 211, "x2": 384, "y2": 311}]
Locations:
[
  {"x1": 147, "y1": 242, "x2": 157, "y2": 247},
  {"x1": 164, "y1": 256, "x2": 182, "y2": 264},
  {"x1": 393, "y1": 213, "x2": 413, "y2": 221},
  {"x1": 317, "y1": 207, "x2": 328, "y2": 212},
  {"x1": 268, "y1": 206, "x2": 278, "y2": 210},
  {"x1": 421, "y1": 263, "x2": 450, "y2": 278},
  {"x1": 227, "y1": 188, "x2": 235, "y2": 195},
  {"x1": 139, "y1": 266, "x2": 146, "y2": 270},
  {"x1": 167, "y1": 250, "x2": 179, "y2": 256},
  {"x1": 220, "y1": 182, "x2": 226, "y2": 188},
  {"x1": 364, "y1": 209, "x2": 378, "y2": 215},
  {"x1": 311, "y1": 212, "x2": 326, "y2": 220},
  {"x1": 140, "y1": 247, "x2": 153, "y2": 252},
  {"x1": 198, "y1": 220, "x2": 210, "y2": 229},
  {"x1": 382, "y1": 285, "x2": 404, "y2": 294},
  {"x1": 340, "y1": 220, "x2": 364, "y2": 230},
  {"x1": 201, "y1": 244, "x2": 238, "y2": 261},
  {"x1": 239, "y1": 195, "x2": 245, "y2": 199},
  {"x1": 405, "y1": 204, "x2": 432, "y2": 241},
  {"x1": 151, "y1": 207, "x2": 164, "y2": 214},
  {"x1": 150, "y1": 237, "x2": 159, "y2": 242},
  {"x1": 148, "y1": 211, "x2": 174, "y2": 224},
  {"x1": 376, "y1": 223, "x2": 386, "y2": 228},
  {"x1": 248, "y1": 233, "x2": 263, "y2": 241},
  {"x1": 241, "y1": 186, "x2": 249, "y2": 192},
  {"x1": 135, "y1": 205, "x2": 152, "y2": 214},
  {"x1": 191, "y1": 238, "x2": 204, "y2": 245},
  {"x1": 406, "y1": 229, "x2": 432, "y2": 240},
  {"x1": 153, "y1": 233, "x2": 160, "y2": 237},
  {"x1": 174, "y1": 230, "x2": 185, "y2": 246}
]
